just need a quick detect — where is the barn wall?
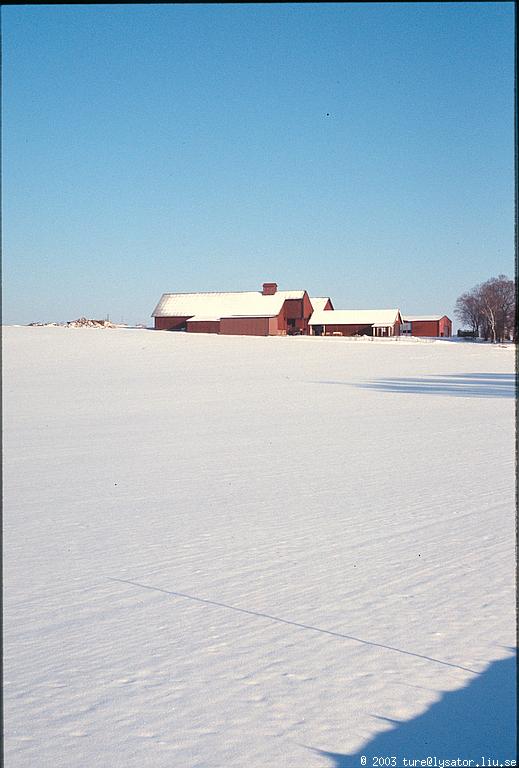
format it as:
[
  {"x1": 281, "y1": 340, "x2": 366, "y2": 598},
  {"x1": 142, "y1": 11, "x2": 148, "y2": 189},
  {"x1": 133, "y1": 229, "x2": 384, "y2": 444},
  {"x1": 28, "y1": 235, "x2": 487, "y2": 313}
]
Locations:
[
  {"x1": 186, "y1": 320, "x2": 221, "y2": 334},
  {"x1": 411, "y1": 320, "x2": 440, "y2": 337},
  {"x1": 301, "y1": 292, "x2": 314, "y2": 333},
  {"x1": 269, "y1": 317, "x2": 284, "y2": 335},
  {"x1": 284, "y1": 298, "x2": 304, "y2": 332},
  {"x1": 220, "y1": 317, "x2": 270, "y2": 336},
  {"x1": 439, "y1": 317, "x2": 452, "y2": 337},
  {"x1": 284, "y1": 298, "x2": 303, "y2": 320},
  {"x1": 324, "y1": 323, "x2": 373, "y2": 336},
  {"x1": 154, "y1": 316, "x2": 191, "y2": 331},
  {"x1": 283, "y1": 295, "x2": 313, "y2": 334}
]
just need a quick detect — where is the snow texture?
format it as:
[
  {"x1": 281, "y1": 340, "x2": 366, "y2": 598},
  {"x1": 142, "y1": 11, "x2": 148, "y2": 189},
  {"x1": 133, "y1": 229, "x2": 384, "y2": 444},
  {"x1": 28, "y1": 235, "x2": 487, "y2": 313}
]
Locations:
[{"x1": 3, "y1": 327, "x2": 516, "y2": 767}]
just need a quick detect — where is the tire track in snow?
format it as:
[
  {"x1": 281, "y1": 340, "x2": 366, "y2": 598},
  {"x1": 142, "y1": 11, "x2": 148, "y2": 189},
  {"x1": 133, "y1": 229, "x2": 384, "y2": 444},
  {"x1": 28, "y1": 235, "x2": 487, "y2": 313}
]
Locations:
[{"x1": 107, "y1": 577, "x2": 480, "y2": 675}]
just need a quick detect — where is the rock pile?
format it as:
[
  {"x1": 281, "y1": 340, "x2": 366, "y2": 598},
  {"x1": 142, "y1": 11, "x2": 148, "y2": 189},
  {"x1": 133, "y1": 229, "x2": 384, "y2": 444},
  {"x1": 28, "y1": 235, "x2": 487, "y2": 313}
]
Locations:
[
  {"x1": 65, "y1": 317, "x2": 117, "y2": 328},
  {"x1": 28, "y1": 322, "x2": 61, "y2": 327},
  {"x1": 28, "y1": 318, "x2": 123, "y2": 328}
]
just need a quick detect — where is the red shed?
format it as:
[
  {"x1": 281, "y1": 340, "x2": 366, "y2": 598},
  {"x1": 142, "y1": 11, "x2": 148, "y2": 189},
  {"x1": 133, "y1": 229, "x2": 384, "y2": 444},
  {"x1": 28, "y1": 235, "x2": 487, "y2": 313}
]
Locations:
[{"x1": 403, "y1": 315, "x2": 452, "y2": 338}]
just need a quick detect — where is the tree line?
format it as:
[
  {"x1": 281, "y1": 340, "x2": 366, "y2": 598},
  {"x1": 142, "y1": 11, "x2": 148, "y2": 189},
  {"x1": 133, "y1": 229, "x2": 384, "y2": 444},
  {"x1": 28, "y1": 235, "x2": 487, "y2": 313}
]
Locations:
[{"x1": 455, "y1": 275, "x2": 516, "y2": 343}]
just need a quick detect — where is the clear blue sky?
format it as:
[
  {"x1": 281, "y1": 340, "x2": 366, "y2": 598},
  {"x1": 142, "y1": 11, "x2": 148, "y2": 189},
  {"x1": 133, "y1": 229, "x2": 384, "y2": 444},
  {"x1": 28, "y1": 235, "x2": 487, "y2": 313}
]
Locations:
[{"x1": 2, "y1": 3, "x2": 515, "y2": 326}]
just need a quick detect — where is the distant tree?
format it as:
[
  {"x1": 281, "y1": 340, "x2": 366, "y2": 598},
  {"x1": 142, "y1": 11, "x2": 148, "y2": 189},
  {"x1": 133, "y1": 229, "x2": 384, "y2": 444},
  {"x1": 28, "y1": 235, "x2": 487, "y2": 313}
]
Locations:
[
  {"x1": 455, "y1": 275, "x2": 516, "y2": 342},
  {"x1": 454, "y1": 290, "x2": 483, "y2": 337},
  {"x1": 479, "y1": 275, "x2": 515, "y2": 342}
]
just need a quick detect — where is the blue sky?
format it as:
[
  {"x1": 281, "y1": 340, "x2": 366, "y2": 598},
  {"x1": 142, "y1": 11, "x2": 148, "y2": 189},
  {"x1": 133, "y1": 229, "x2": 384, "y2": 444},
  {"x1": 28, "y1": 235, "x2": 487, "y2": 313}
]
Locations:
[{"x1": 2, "y1": 3, "x2": 515, "y2": 326}]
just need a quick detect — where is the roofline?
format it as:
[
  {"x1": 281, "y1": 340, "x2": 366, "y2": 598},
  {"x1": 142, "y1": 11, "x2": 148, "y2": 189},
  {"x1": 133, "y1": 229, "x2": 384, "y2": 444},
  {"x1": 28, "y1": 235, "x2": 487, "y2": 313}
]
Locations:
[
  {"x1": 309, "y1": 309, "x2": 402, "y2": 324},
  {"x1": 220, "y1": 314, "x2": 279, "y2": 319},
  {"x1": 152, "y1": 289, "x2": 308, "y2": 317},
  {"x1": 309, "y1": 308, "x2": 401, "y2": 315},
  {"x1": 156, "y1": 288, "x2": 306, "y2": 297},
  {"x1": 311, "y1": 307, "x2": 401, "y2": 312},
  {"x1": 157, "y1": 290, "x2": 262, "y2": 297}
]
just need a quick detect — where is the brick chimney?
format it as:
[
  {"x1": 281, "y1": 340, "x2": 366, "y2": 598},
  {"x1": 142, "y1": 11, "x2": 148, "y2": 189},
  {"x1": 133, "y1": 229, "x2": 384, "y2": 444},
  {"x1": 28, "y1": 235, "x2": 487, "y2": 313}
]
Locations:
[{"x1": 262, "y1": 282, "x2": 277, "y2": 295}]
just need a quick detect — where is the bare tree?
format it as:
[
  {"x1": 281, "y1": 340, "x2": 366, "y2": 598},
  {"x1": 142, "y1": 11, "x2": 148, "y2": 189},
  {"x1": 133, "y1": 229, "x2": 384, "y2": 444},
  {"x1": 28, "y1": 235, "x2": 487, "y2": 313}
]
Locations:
[
  {"x1": 454, "y1": 290, "x2": 483, "y2": 336},
  {"x1": 479, "y1": 275, "x2": 515, "y2": 343},
  {"x1": 455, "y1": 275, "x2": 515, "y2": 342}
]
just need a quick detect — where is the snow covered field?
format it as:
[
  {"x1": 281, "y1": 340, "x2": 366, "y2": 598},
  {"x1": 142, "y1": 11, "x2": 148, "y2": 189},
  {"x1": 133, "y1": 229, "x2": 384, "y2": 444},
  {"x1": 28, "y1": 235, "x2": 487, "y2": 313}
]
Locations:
[{"x1": 3, "y1": 326, "x2": 516, "y2": 767}]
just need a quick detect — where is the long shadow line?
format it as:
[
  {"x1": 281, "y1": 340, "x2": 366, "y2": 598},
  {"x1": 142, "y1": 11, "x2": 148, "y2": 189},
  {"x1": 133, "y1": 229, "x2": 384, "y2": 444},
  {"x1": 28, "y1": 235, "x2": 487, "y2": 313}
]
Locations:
[{"x1": 107, "y1": 577, "x2": 479, "y2": 675}]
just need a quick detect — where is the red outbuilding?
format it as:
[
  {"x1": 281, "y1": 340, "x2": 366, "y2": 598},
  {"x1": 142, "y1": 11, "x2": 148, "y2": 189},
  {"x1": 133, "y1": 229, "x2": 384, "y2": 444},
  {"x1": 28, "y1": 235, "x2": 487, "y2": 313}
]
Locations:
[
  {"x1": 402, "y1": 315, "x2": 452, "y2": 338},
  {"x1": 308, "y1": 308, "x2": 403, "y2": 337}
]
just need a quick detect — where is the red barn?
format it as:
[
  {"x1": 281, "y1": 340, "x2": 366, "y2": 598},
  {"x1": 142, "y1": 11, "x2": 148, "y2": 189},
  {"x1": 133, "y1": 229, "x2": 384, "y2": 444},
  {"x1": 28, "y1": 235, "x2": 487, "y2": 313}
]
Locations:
[
  {"x1": 402, "y1": 315, "x2": 452, "y2": 338},
  {"x1": 152, "y1": 283, "x2": 314, "y2": 336}
]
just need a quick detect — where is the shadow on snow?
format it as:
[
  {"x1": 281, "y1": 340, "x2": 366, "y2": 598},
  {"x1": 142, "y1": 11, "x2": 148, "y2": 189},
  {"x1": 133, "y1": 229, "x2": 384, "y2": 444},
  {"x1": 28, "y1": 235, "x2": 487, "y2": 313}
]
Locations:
[
  {"x1": 316, "y1": 373, "x2": 515, "y2": 399},
  {"x1": 310, "y1": 652, "x2": 517, "y2": 767},
  {"x1": 108, "y1": 579, "x2": 516, "y2": 762}
]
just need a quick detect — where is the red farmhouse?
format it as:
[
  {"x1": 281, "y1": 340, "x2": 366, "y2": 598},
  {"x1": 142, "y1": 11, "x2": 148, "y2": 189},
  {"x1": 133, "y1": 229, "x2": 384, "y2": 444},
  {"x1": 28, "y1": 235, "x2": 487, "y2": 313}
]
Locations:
[{"x1": 152, "y1": 283, "x2": 314, "y2": 336}]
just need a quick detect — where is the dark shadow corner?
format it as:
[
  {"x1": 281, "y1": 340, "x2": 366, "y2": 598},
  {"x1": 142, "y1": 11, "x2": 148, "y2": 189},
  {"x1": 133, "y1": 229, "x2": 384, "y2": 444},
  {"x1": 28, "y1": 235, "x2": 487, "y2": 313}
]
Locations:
[{"x1": 309, "y1": 651, "x2": 517, "y2": 767}]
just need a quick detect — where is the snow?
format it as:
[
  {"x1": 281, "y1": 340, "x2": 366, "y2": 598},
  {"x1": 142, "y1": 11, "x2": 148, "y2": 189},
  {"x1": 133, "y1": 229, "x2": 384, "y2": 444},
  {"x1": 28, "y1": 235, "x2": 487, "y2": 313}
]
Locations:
[{"x1": 3, "y1": 326, "x2": 516, "y2": 767}]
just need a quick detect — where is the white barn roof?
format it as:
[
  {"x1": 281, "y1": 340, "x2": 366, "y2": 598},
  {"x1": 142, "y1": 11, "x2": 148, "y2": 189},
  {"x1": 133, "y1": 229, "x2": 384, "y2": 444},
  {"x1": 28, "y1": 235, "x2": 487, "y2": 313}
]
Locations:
[
  {"x1": 310, "y1": 297, "x2": 333, "y2": 312},
  {"x1": 152, "y1": 290, "x2": 305, "y2": 319},
  {"x1": 403, "y1": 315, "x2": 445, "y2": 322},
  {"x1": 309, "y1": 309, "x2": 401, "y2": 326}
]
